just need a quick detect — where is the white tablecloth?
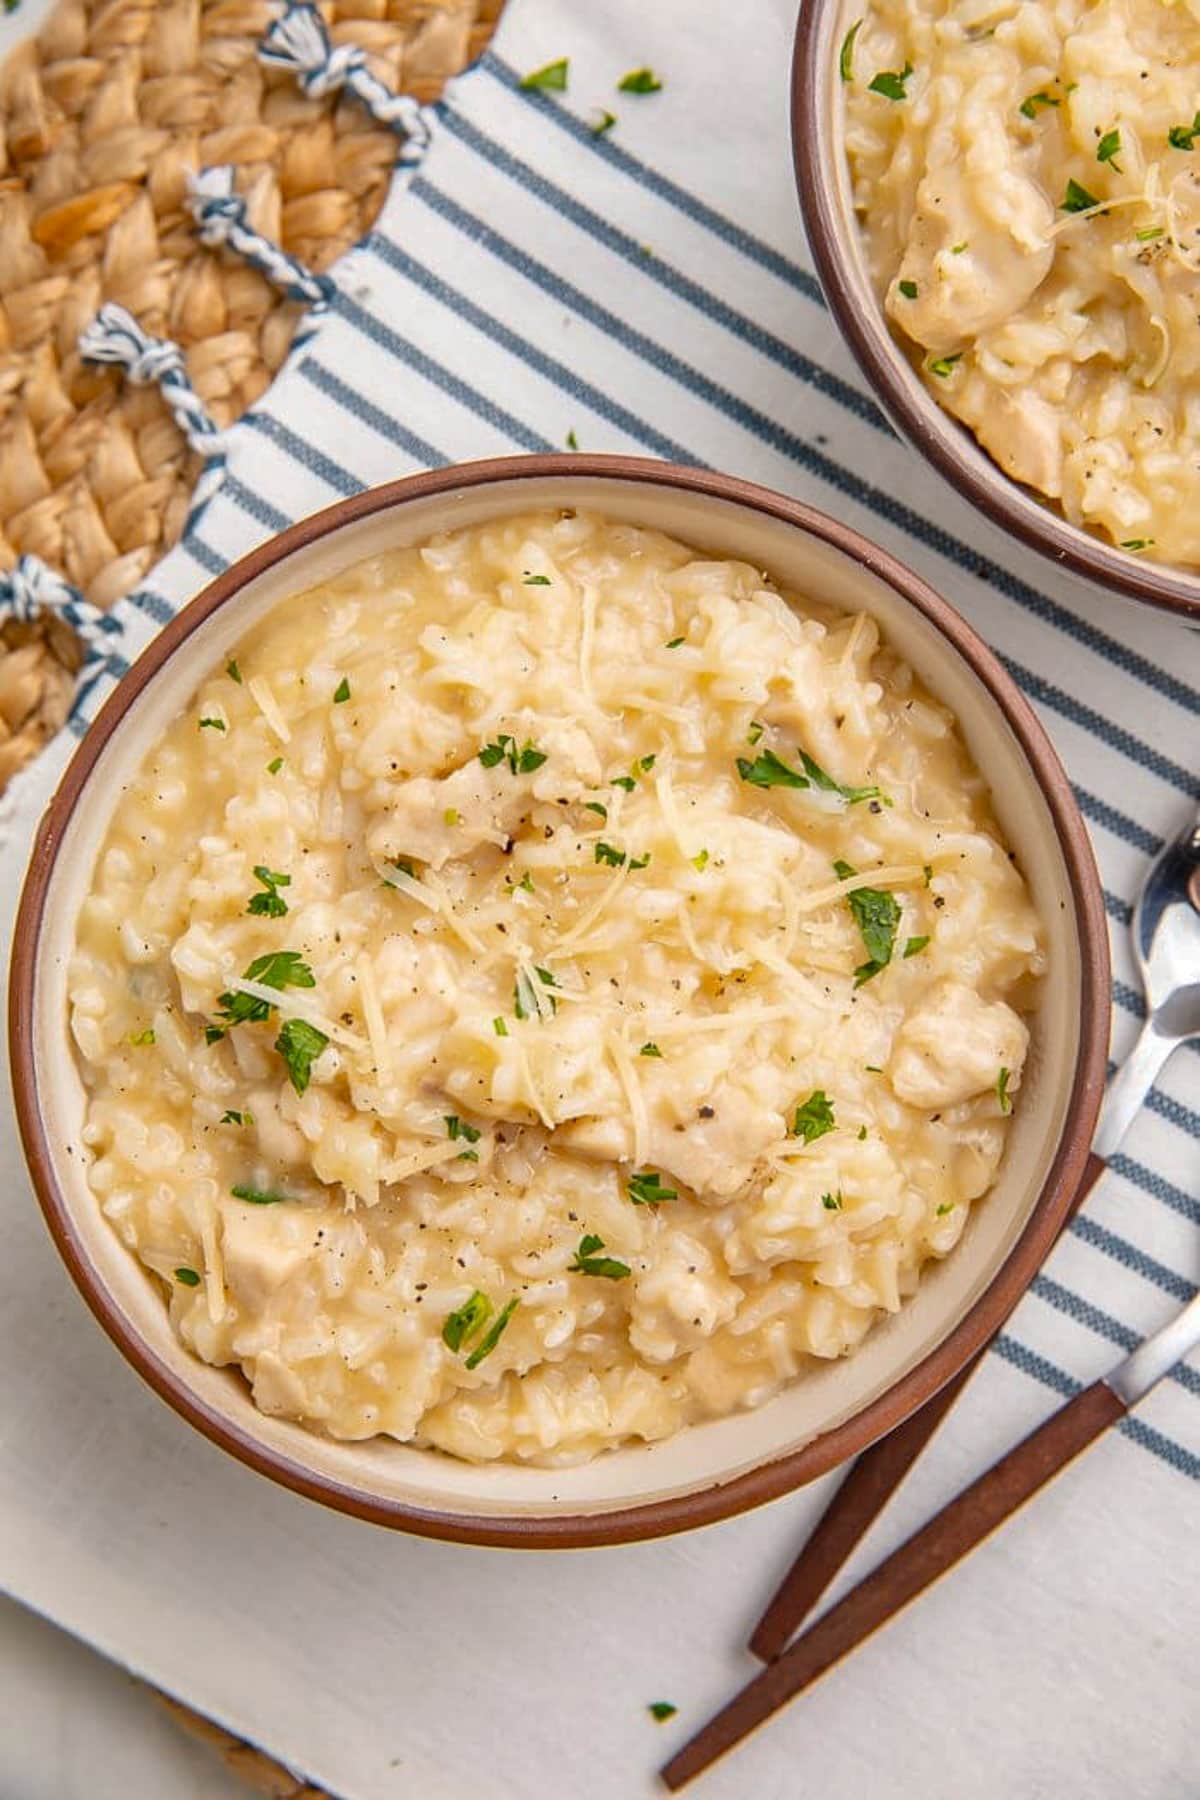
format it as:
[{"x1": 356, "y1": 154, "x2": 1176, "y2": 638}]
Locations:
[{"x1": 1, "y1": 1, "x2": 1197, "y2": 1794}]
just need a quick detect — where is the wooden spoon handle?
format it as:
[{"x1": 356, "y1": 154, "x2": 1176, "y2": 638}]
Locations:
[
  {"x1": 663, "y1": 1378, "x2": 1127, "y2": 1791},
  {"x1": 748, "y1": 1146, "x2": 1109, "y2": 1662}
]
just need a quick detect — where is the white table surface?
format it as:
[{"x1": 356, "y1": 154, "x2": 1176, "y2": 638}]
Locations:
[{"x1": 0, "y1": 1597, "x2": 243, "y2": 1800}]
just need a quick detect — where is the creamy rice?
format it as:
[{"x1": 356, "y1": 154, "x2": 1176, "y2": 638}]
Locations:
[
  {"x1": 845, "y1": 0, "x2": 1200, "y2": 564},
  {"x1": 69, "y1": 511, "x2": 1043, "y2": 1465}
]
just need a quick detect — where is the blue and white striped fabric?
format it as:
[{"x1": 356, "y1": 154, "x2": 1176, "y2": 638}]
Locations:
[{"x1": 2, "y1": 2, "x2": 1196, "y2": 1794}]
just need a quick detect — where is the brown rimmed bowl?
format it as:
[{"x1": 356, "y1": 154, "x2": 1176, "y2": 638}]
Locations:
[
  {"x1": 792, "y1": 4, "x2": 1200, "y2": 626},
  {"x1": 9, "y1": 455, "x2": 1110, "y2": 1547}
]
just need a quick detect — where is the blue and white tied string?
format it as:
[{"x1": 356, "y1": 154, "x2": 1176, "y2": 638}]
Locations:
[
  {"x1": 187, "y1": 166, "x2": 336, "y2": 311},
  {"x1": 258, "y1": 1, "x2": 432, "y2": 161},
  {"x1": 0, "y1": 555, "x2": 125, "y2": 667},
  {"x1": 77, "y1": 303, "x2": 233, "y2": 514}
]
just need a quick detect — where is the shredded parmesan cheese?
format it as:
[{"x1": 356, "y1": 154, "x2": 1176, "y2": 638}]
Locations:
[{"x1": 70, "y1": 509, "x2": 1042, "y2": 1464}]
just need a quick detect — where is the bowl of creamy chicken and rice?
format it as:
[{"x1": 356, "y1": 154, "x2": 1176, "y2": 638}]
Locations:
[
  {"x1": 11, "y1": 459, "x2": 1108, "y2": 1545},
  {"x1": 794, "y1": 0, "x2": 1200, "y2": 621}
]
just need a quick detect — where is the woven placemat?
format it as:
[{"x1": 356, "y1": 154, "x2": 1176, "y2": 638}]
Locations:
[
  {"x1": 1, "y1": 3, "x2": 502, "y2": 1792},
  {"x1": 0, "y1": 0, "x2": 503, "y2": 789}
]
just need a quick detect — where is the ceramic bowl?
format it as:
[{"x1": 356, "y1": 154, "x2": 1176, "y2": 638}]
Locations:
[
  {"x1": 792, "y1": 2, "x2": 1200, "y2": 625},
  {"x1": 9, "y1": 455, "x2": 1110, "y2": 1546}
]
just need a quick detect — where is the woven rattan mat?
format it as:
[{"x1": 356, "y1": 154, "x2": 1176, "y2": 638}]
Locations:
[
  {"x1": 1, "y1": 3, "x2": 501, "y2": 1792},
  {"x1": 0, "y1": 0, "x2": 502, "y2": 790}
]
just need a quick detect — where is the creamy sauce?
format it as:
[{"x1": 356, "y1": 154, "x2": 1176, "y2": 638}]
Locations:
[{"x1": 69, "y1": 511, "x2": 1043, "y2": 1464}]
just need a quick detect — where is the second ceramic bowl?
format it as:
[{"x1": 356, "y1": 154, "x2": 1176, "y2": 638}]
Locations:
[{"x1": 792, "y1": 0, "x2": 1200, "y2": 625}]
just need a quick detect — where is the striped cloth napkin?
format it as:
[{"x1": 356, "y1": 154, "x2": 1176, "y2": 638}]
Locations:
[{"x1": 1, "y1": 1, "x2": 1196, "y2": 1795}]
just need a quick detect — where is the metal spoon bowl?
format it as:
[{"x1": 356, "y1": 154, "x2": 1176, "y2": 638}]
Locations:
[{"x1": 1093, "y1": 810, "x2": 1200, "y2": 1160}]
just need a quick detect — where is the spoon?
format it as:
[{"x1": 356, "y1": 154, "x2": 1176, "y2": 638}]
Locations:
[{"x1": 1093, "y1": 807, "x2": 1200, "y2": 1158}]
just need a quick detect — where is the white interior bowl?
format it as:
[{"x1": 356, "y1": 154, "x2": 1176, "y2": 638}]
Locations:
[{"x1": 9, "y1": 456, "x2": 1110, "y2": 1545}]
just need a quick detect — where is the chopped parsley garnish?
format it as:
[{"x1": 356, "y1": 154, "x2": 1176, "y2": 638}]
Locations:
[
  {"x1": 665, "y1": 636, "x2": 685, "y2": 649},
  {"x1": 997, "y1": 1067, "x2": 1013, "y2": 1114},
  {"x1": 639, "y1": 754, "x2": 657, "y2": 773},
  {"x1": 445, "y1": 1114, "x2": 482, "y2": 1145},
  {"x1": 465, "y1": 1297, "x2": 519, "y2": 1369},
  {"x1": 737, "y1": 747, "x2": 809, "y2": 789},
  {"x1": 648, "y1": 1702, "x2": 678, "y2": 1722},
  {"x1": 569, "y1": 1232, "x2": 631, "y2": 1279},
  {"x1": 174, "y1": 1267, "x2": 201, "y2": 1286},
  {"x1": 128, "y1": 1028, "x2": 156, "y2": 1046},
  {"x1": 333, "y1": 677, "x2": 351, "y2": 704},
  {"x1": 266, "y1": 757, "x2": 284, "y2": 775},
  {"x1": 479, "y1": 734, "x2": 548, "y2": 775},
  {"x1": 692, "y1": 849, "x2": 709, "y2": 871},
  {"x1": 275, "y1": 1017, "x2": 329, "y2": 1094},
  {"x1": 839, "y1": 18, "x2": 862, "y2": 81},
  {"x1": 951, "y1": 241, "x2": 968, "y2": 254},
  {"x1": 205, "y1": 1026, "x2": 226, "y2": 1044},
  {"x1": 928, "y1": 352, "x2": 962, "y2": 378},
  {"x1": 1096, "y1": 128, "x2": 1122, "y2": 170},
  {"x1": 747, "y1": 720, "x2": 765, "y2": 746},
  {"x1": 514, "y1": 968, "x2": 537, "y2": 1020},
  {"x1": 868, "y1": 62, "x2": 912, "y2": 100},
  {"x1": 821, "y1": 1191, "x2": 843, "y2": 1211},
  {"x1": 1120, "y1": 537, "x2": 1154, "y2": 551},
  {"x1": 640, "y1": 1042, "x2": 663, "y2": 1057},
  {"x1": 1168, "y1": 112, "x2": 1200, "y2": 150},
  {"x1": 833, "y1": 860, "x2": 901, "y2": 986},
  {"x1": 247, "y1": 865, "x2": 290, "y2": 918},
  {"x1": 513, "y1": 965, "x2": 559, "y2": 1021},
  {"x1": 865, "y1": 1064, "x2": 883, "y2": 1074},
  {"x1": 442, "y1": 1291, "x2": 490, "y2": 1352},
  {"x1": 215, "y1": 950, "x2": 316, "y2": 1028},
  {"x1": 443, "y1": 1292, "x2": 518, "y2": 1367},
  {"x1": 858, "y1": 1126, "x2": 868, "y2": 1141},
  {"x1": 792, "y1": 1090, "x2": 836, "y2": 1144},
  {"x1": 444, "y1": 807, "x2": 461, "y2": 826},
  {"x1": 520, "y1": 57, "x2": 568, "y2": 91},
  {"x1": 591, "y1": 110, "x2": 617, "y2": 136},
  {"x1": 1019, "y1": 89, "x2": 1059, "y2": 119},
  {"x1": 922, "y1": 863, "x2": 934, "y2": 886},
  {"x1": 903, "y1": 934, "x2": 930, "y2": 958},
  {"x1": 199, "y1": 716, "x2": 225, "y2": 732},
  {"x1": 1062, "y1": 177, "x2": 1099, "y2": 213},
  {"x1": 1134, "y1": 227, "x2": 1165, "y2": 242},
  {"x1": 936, "y1": 1202, "x2": 954, "y2": 1216},
  {"x1": 898, "y1": 279, "x2": 918, "y2": 299},
  {"x1": 493, "y1": 1016, "x2": 509, "y2": 1037},
  {"x1": 612, "y1": 775, "x2": 636, "y2": 792},
  {"x1": 584, "y1": 800, "x2": 608, "y2": 820},
  {"x1": 220, "y1": 1109, "x2": 251, "y2": 1126},
  {"x1": 518, "y1": 871, "x2": 535, "y2": 893},
  {"x1": 226, "y1": 659, "x2": 242, "y2": 684},
  {"x1": 628, "y1": 1170, "x2": 678, "y2": 1207},
  {"x1": 595, "y1": 840, "x2": 627, "y2": 866},
  {"x1": 230, "y1": 1185, "x2": 288, "y2": 1205},
  {"x1": 799, "y1": 750, "x2": 886, "y2": 805},
  {"x1": 524, "y1": 573, "x2": 551, "y2": 585},
  {"x1": 618, "y1": 66, "x2": 662, "y2": 93},
  {"x1": 566, "y1": 428, "x2": 579, "y2": 449}
]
